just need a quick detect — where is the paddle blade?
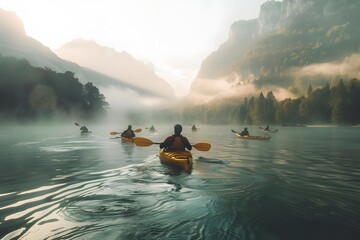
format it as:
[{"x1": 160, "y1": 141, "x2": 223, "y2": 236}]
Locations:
[
  {"x1": 134, "y1": 137, "x2": 157, "y2": 147},
  {"x1": 75, "y1": 122, "x2": 80, "y2": 126},
  {"x1": 110, "y1": 131, "x2": 121, "y2": 135},
  {"x1": 134, "y1": 128, "x2": 142, "y2": 133},
  {"x1": 231, "y1": 129, "x2": 238, "y2": 134},
  {"x1": 193, "y1": 143, "x2": 211, "y2": 151}
]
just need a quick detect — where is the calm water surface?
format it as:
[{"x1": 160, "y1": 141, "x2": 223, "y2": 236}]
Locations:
[{"x1": 0, "y1": 124, "x2": 359, "y2": 240}]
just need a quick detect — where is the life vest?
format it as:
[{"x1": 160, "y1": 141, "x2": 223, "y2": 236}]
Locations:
[
  {"x1": 167, "y1": 136, "x2": 186, "y2": 150},
  {"x1": 123, "y1": 130, "x2": 134, "y2": 138}
]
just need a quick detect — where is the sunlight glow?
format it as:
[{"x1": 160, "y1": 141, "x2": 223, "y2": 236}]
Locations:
[{"x1": 0, "y1": 0, "x2": 266, "y2": 96}]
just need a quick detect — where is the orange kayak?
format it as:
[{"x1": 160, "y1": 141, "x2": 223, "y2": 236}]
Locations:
[{"x1": 159, "y1": 149, "x2": 193, "y2": 171}]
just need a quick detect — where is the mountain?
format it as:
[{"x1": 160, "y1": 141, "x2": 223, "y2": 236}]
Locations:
[
  {"x1": 186, "y1": 0, "x2": 360, "y2": 105},
  {"x1": 0, "y1": 8, "x2": 176, "y2": 113},
  {"x1": 55, "y1": 39, "x2": 175, "y2": 99}
]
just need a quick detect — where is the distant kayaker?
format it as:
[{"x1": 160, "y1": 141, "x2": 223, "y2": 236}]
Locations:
[
  {"x1": 121, "y1": 125, "x2": 136, "y2": 138},
  {"x1": 150, "y1": 125, "x2": 155, "y2": 132},
  {"x1": 80, "y1": 125, "x2": 89, "y2": 133},
  {"x1": 192, "y1": 124, "x2": 197, "y2": 131},
  {"x1": 160, "y1": 124, "x2": 192, "y2": 151},
  {"x1": 240, "y1": 127, "x2": 249, "y2": 136},
  {"x1": 264, "y1": 125, "x2": 270, "y2": 131}
]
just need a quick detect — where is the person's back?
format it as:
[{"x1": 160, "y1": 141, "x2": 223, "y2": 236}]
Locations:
[
  {"x1": 160, "y1": 124, "x2": 192, "y2": 151},
  {"x1": 121, "y1": 125, "x2": 135, "y2": 138},
  {"x1": 80, "y1": 126, "x2": 89, "y2": 133},
  {"x1": 240, "y1": 127, "x2": 249, "y2": 136}
]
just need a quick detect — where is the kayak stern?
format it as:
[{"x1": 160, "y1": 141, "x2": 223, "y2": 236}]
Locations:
[{"x1": 159, "y1": 149, "x2": 193, "y2": 172}]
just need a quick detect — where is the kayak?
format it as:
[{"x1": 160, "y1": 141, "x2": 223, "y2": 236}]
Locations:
[
  {"x1": 236, "y1": 133, "x2": 271, "y2": 140},
  {"x1": 260, "y1": 129, "x2": 278, "y2": 133},
  {"x1": 121, "y1": 137, "x2": 134, "y2": 143},
  {"x1": 259, "y1": 126, "x2": 278, "y2": 133},
  {"x1": 159, "y1": 149, "x2": 193, "y2": 171}
]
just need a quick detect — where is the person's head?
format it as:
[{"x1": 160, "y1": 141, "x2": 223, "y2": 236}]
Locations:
[
  {"x1": 128, "y1": 125, "x2": 132, "y2": 130},
  {"x1": 244, "y1": 127, "x2": 248, "y2": 130},
  {"x1": 174, "y1": 124, "x2": 182, "y2": 135}
]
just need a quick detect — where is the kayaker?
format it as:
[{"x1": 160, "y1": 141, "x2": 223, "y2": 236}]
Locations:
[
  {"x1": 192, "y1": 124, "x2": 197, "y2": 131},
  {"x1": 264, "y1": 125, "x2": 270, "y2": 131},
  {"x1": 150, "y1": 125, "x2": 155, "y2": 132},
  {"x1": 80, "y1": 125, "x2": 89, "y2": 133},
  {"x1": 240, "y1": 127, "x2": 249, "y2": 136},
  {"x1": 121, "y1": 125, "x2": 136, "y2": 138},
  {"x1": 160, "y1": 124, "x2": 192, "y2": 151}
]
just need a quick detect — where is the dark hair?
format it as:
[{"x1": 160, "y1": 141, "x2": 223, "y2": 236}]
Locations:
[{"x1": 174, "y1": 124, "x2": 182, "y2": 135}]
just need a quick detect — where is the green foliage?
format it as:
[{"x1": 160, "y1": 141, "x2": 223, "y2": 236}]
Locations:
[
  {"x1": 0, "y1": 55, "x2": 108, "y2": 121},
  {"x1": 180, "y1": 79, "x2": 360, "y2": 125}
]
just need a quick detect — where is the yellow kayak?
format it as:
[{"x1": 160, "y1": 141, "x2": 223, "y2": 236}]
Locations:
[
  {"x1": 236, "y1": 133, "x2": 271, "y2": 140},
  {"x1": 159, "y1": 149, "x2": 193, "y2": 171}
]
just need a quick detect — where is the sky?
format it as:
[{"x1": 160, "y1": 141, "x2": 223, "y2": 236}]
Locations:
[{"x1": 0, "y1": 0, "x2": 267, "y2": 97}]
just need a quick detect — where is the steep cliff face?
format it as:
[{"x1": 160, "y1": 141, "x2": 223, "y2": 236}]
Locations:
[
  {"x1": 257, "y1": 0, "x2": 282, "y2": 36},
  {"x1": 196, "y1": 19, "x2": 257, "y2": 80},
  {"x1": 278, "y1": 0, "x2": 315, "y2": 29},
  {"x1": 186, "y1": 0, "x2": 360, "y2": 105}
]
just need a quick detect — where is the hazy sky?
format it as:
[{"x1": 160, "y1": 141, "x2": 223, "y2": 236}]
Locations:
[{"x1": 1, "y1": 0, "x2": 267, "y2": 97}]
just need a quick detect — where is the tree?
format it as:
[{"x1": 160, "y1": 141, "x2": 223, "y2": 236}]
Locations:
[
  {"x1": 83, "y1": 82, "x2": 109, "y2": 118},
  {"x1": 264, "y1": 91, "x2": 277, "y2": 124},
  {"x1": 330, "y1": 79, "x2": 347, "y2": 124}
]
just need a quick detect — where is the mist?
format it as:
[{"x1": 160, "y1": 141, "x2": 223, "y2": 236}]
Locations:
[{"x1": 289, "y1": 53, "x2": 360, "y2": 88}]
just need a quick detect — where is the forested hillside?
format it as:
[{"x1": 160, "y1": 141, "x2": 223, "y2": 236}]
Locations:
[
  {"x1": 0, "y1": 55, "x2": 108, "y2": 121},
  {"x1": 180, "y1": 78, "x2": 360, "y2": 125}
]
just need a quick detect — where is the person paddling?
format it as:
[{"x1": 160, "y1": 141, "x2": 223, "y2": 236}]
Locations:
[
  {"x1": 121, "y1": 125, "x2": 136, "y2": 138},
  {"x1": 80, "y1": 125, "x2": 90, "y2": 133},
  {"x1": 160, "y1": 124, "x2": 192, "y2": 151},
  {"x1": 240, "y1": 127, "x2": 249, "y2": 136},
  {"x1": 150, "y1": 125, "x2": 155, "y2": 132}
]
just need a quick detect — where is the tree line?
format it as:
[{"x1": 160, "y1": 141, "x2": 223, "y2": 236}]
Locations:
[
  {"x1": 180, "y1": 78, "x2": 360, "y2": 125},
  {"x1": 0, "y1": 55, "x2": 108, "y2": 121}
]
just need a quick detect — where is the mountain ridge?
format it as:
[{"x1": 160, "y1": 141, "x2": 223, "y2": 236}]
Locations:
[
  {"x1": 55, "y1": 38, "x2": 175, "y2": 99},
  {"x1": 186, "y1": 0, "x2": 360, "y2": 105},
  {"x1": 0, "y1": 8, "x2": 176, "y2": 108}
]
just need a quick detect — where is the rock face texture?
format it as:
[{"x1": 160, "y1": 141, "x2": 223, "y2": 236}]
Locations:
[{"x1": 187, "y1": 0, "x2": 360, "y2": 104}]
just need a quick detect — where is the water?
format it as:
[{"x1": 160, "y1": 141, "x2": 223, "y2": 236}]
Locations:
[{"x1": 0, "y1": 125, "x2": 359, "y2": 240}]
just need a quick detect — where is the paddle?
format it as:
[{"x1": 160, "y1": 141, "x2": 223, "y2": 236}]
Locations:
[
  {"x1": 110, "y1": 128, "x2": 142, "y2": 135},
  {"x1": 133, "y1": 137, "x2": 211, "y2": 151},
  {"x1": 75, "y1": 122, "x2": 80, "y2": 126},
  {"x1": 259, "y1": 126, "x2": 278, "y2": 133},
  {"x1": 231, "y1": 129, "x2": 239, "y2": 134}
]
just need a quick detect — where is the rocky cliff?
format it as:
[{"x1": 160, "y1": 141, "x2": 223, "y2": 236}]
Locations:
[{"x1": 186, "y1": 0, "x2": 360, "y2": 104}]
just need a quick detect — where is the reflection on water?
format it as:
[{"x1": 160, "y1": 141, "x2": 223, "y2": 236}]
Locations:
[{"x1": 0, "y1": 125, "x2": 359, "y2": 239}]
